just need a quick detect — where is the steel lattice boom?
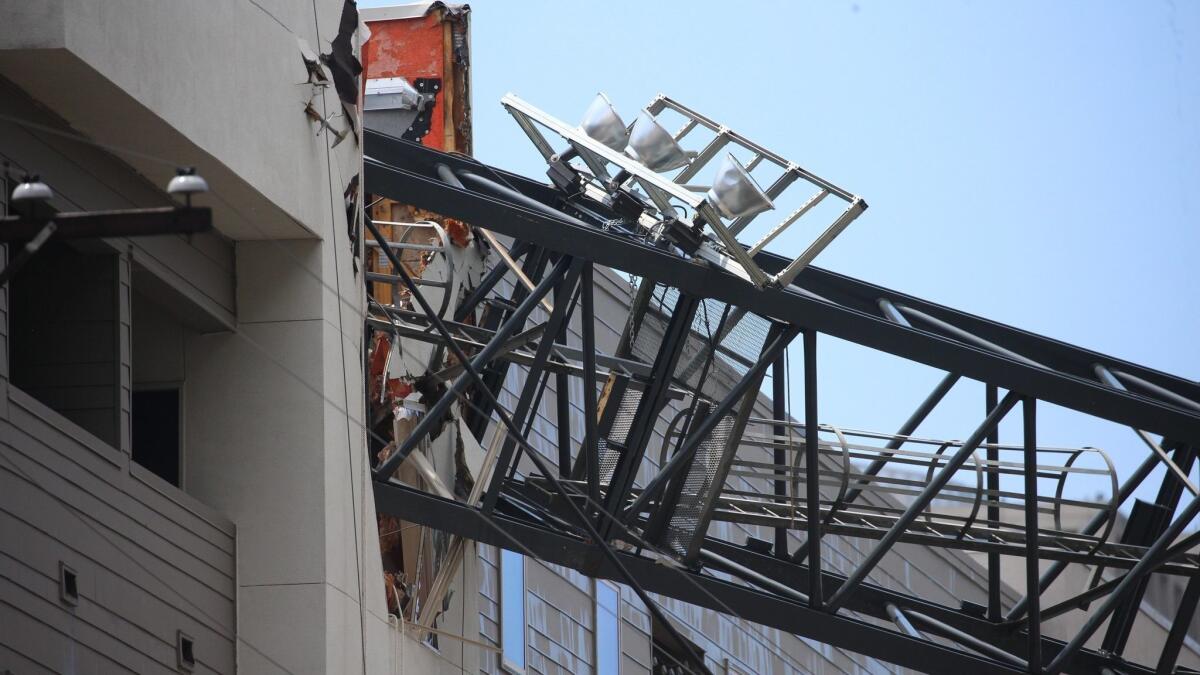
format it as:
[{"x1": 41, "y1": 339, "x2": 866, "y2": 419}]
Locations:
[{"x1": 362, "y1": 125, "x2": 1200, "y2": 675}]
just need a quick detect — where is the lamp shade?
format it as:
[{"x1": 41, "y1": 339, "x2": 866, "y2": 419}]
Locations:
[
  {"x1": 11, "y1": 176, "x2": 52, "y2": 204},
  {"x1": 167, "y1": 167, "x2": 209, "y2": 196},
  {"x1": 580, "y1": 93, "x2": 629, "y2": 152},
  {"x1": 625, "y1": 111, "x2": 689, "y2": 172},
  {"x1": 705, "y1": 154, "x2": 773, "y2": 220}
]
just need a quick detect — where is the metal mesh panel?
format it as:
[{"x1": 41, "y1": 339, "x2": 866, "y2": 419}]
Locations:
[
  {"x1": 596, "y1": 438, "x2": 619, "y2": 484},
  {"x1": 628, "y1": 281, "x2": 772, "y2": 395},
  {"x1": 607, "y1": 388, "x2": 643, "y2": 446},
  {"x1": 662, "y1": 414, "x2": 736, "y2": 556},
  {"x1": 718, "y1": 311, "x2": 774, "y2": 378},
  {"x1": 628, "y1": 283, "x2": 677, "y2": 365},
  {"x1": 596, "y1": 387, "x2": 643, "y2": 485},
  {"x1": 618, "y1": 278, "x2": 775, "y2": 559}
]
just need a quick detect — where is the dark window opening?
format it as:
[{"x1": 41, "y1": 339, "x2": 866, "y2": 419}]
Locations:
[
  {"x1": 9, "y1": 241, "x2": 120, "y2": 447},
  {"x1": 132, "y1": 388, "x2": 181, "y2": 486}
]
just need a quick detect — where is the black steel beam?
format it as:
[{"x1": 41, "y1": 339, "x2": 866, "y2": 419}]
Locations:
[
  {"x1": 1044, "y1": 493, "x2": 1200, "y2": 675},
  {"x1": 700, "y1": 537, "x2": 1154, "y2": 675},
  {"x1": 772, "y1": 355, "x2": 788, "y2": 559},
  {"x1": 0, "y1": 206, "x2": 212, "y2": 241},
  {"x1": 374, "y1": 479, "x2": 1149, "y2": 675},
  {"x1": 373, "y1": 480, "x2": 1025, "y2": 675},
  {"x1": 1023, "y1": 397, "x2": 1042, "y2": 671},
  {"x1": 362, "y1": 145, "x2": 1200, "y2": 443},
  {"x1": 580, "y1": 262, "x2": 601, "y2": 506},
  {"x1": 1101, "y1": 443, "x2": 1196, "y2": 655},
  {"x1": 466, "y1": 245, "x2": 550, "y2": 439},
  {"x1": 803, "y1": 330, "x2": 822, "y2": 606},
  {"x1": 987, "y1": 384, "x2": 1003, "y2": 622}
]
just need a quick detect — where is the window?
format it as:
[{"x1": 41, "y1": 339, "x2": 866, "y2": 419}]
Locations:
[
  {"x1": 500, "y1": 548, "x2": 525, "y2": 672},
  {"x1": 132, "y1": 388, "x2": 181, "y2": 486},
  {"x1": 595, "y1": 581, "x2": 620, "y2": 675},
  {"x1": 9, "y1": 241, "x2": 121, "y2": 447}
]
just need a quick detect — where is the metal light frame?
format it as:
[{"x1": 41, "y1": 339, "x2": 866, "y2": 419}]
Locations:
[{"x1": 500, "y1": 93, "x2": 867, "y2": 289}]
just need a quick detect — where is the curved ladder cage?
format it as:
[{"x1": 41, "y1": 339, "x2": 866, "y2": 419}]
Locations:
[
  {"x1": 367, "y1": 219, "x2": 456, "y2": 321},
  {"x1": 649, "y1": 416, "x2": 1159, "y2": 572}
]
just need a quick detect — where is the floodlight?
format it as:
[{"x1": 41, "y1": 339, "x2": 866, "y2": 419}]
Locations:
[
  {"x1": 705, "y1": 154, "x2": 773, "y2": 220},
  {"x1": 579, "y1": 93, "x2": 628, "y2": 151},
  {"x1": 500, "y1": 92, "x2": 867, "y2": 288},
  {"x1": 10, "y1": 175, "x2": 52, "y2": 204},
  {"x1": 625, "y1": 111, "x2": 689, "y2": 172}
]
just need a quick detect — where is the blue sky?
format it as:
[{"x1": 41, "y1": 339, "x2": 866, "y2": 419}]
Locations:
[{"x1": 362, "y1": 1, "x2": 1199, "y2": 509}]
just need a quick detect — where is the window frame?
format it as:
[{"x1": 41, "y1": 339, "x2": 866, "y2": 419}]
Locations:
[
  {"x1": 499, "y1": 547, "x2": 527, "y2": 673},
  {"x1": 594, "y1": 579, "x2": 621, "y2": 675}
]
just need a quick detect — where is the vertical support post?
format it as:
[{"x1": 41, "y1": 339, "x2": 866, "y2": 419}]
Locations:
[
  {"x1": 986, "y1": 384, "x2": 1002, "y2": 622},
  {"x1": 804, "y1": 330, "x2": 822, "y2": 607},
  {"x1": 555, "y1": 368, "x2": 572, "y2": 477},
  {"x1": 581, "y1": 263, "x2": 601, "y2": 507},
  {"x1": 1022, "y1": 397, "x2": 1041, "y2": 673},
  {"x1": 773, "y1": 353, "x2": 788, "y2": 559},
  {"x1": 552, "y1": 270, "x2": 576, "y2": 475}
]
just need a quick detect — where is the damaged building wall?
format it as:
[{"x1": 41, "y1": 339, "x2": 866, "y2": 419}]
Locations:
[{"x1": 360, "y1": 7, "x2": 487, "y2": 673}]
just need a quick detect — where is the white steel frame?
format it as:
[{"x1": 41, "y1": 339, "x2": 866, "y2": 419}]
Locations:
[{"x1": 501, "y1": 93, "x2": 867, "y2": 289}]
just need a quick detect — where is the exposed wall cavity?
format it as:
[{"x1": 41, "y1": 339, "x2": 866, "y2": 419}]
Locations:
[{"x1": 325, "y1": 0, "x2": 365, "y2": 109}]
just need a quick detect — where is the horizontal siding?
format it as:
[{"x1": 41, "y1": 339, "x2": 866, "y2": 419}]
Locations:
[{"x1": 0, "y1": 386, "x2": 236, "y2": 675}]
